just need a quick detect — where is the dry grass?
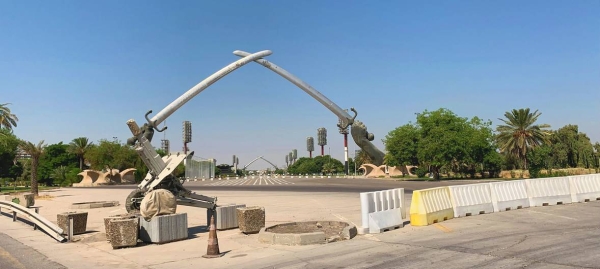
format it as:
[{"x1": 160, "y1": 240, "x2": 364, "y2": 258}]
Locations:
[
  {"x1": 499, "y1": 168, "x2": 597, "y2": 179},
  {"x1": 35, "y1": 195, "x2": 54, "y2": 200}
]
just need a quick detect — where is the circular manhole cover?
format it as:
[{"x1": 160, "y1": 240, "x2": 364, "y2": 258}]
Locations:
[{"x1": 259, "y1": 221, "x2": 357, "y2": 245}]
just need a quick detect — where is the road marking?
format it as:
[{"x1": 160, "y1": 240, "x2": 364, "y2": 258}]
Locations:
[
  {"x1": 207, "y1": 178, "x2": 295, "y2": 186},
  {"x1": 529, "y1": 210, "x2": 578, "y2": 220},
  {"x1": 433, "y1": 223, "x2": 453, "y2": 233},
  {"x1": 0, "y1": 245, "x2": 26, "y2": 269}
]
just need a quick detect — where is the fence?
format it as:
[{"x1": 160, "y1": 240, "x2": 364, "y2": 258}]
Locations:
[{"x1": 185, "y1": 157, "x2": 215, "y2": 179}]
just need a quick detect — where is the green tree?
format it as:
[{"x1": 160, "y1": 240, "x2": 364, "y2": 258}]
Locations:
[
  {"x1": 542, "y1": 125, "x2": 597, "y2": 169},
  {"x1": 496, "y1": 108, "x2": 551, "y2": 169},
  {"x1": 354, "y1": 150, "x2": 372, "y2": 167},
  {"x1": 322, "y1": 162, "x2": 337, "y2": 175},
  {"x1": 69, "y1": 137, "x2": 93, "y2": 170},
  {"x1": 483, "y1": 150, "x2": 503, "y2": 178},
  {"x1": 51, "y1": 166, "x2": 68, "y2": 186},
  {"x1": 461, "y1": 117, "x2": 496, "y2": 178},
  {"x1": 594, "y1": 142, "x2": 600, "y2": 171},
  {"x1": 287, "y1": 156, "x2": 344, "y2": 175},
  {"x1": 38, "y1": 142, "x2": 79, "y2": 185},
  {"x1": 384, "y1": 124, "x2": 420, "y2": 167},
  {"x1": 527, "y1": 145, "x2": 552, "y2": 178},
  {"x1": 384, "y1": 108, "x2": 497, "y2": 179},
  {"x1": 156, "y1": 149, "x2": 167, "y2": 157},
  {"x1": 0, "y1": 103, "x2": 18, "y2": 131},
  {"x1": 415, "y1": 109, "x2": 473, "y2": 179},
  {"x1": 18, "y1": 140, "x2": 47, "y2": 196},
  {"x1": 84, "y1": 139, "x2": 138, "y2": 171},
  {"x1": 8, "y1": 162, "x2": 23, "y2": 190},
  {"x1": 0, "y1": 129, "x2": 19, "y2": 179}
]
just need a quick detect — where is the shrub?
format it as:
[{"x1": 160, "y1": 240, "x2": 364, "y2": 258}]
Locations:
[{"x1": 415, "y1": 167, "x2": 428, "y2": 178}]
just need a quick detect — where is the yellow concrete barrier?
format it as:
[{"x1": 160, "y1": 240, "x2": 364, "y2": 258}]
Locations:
[{"x1": 410, "y1": 187, "x2": 454, "y2": 226}]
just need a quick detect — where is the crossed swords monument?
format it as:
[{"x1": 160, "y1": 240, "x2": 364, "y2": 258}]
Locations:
[{"x1": 124, "y1": 50, "x2": 385, "y2": 213}]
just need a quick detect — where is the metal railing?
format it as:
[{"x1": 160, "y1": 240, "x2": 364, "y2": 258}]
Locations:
[{"x1": 0, "y1": 200, "x2": 66, "y2": 242}]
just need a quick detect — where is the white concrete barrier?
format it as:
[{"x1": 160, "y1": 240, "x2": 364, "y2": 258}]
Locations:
[
  {"x1": 448, "y1": 183, "x2": 494, "y2": 217},
  {"x1": 569, "y1": 174, "x2": 600, "y2": 203},
  {"x1": 359, "y1": 188, "x2": 405, "y2": 234},
  {"x1": 525, "y1": 177, "x2": 572, "y2": 207},
  {"x1": 489, "y1": 180, "x2": 530, "y2": 212}
]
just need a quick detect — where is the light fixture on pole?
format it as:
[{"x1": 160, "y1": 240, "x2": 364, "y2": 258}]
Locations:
[
  {"x1": 317, "y1": 128, "x2": 327, "y2": 156},
  {"x1": 306, "y1": 137, "x2": 314, "y2": 158},
  {"x1": 338, "y1": 111, "x2": 350, "y2": 175},
  {"x1": 182, "y1": 121, "x2": 192, "y2": 154}
]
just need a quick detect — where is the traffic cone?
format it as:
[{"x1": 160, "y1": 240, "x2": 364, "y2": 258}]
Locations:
[{"x1": 202, "y1": 214, "x2": 224, "y2": 258}]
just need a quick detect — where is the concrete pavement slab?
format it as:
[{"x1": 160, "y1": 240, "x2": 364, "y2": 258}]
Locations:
[{"x1": 0, "y1": 186, "x2": 599, "y2": 269}]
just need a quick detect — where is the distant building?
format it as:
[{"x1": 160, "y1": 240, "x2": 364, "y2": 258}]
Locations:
[{"x1": 15, "y1": 148, "x2": 31, "y2": 160}]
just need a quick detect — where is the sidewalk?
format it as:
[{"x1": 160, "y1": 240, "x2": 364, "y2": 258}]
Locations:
[
  {"x1": 2, "y1": 187, "x2": 599, "y2": 268},
  {"x1": 1, "y1": 187, "x2": 369, "y2": 269}
]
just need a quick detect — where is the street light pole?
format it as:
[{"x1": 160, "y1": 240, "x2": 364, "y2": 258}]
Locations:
[{"x1": 338, "y1": 113, "x2": 350, "y2": 176}]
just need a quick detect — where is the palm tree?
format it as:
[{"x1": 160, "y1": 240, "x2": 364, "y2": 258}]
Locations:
[
  {"x1": 69, "y1": 137, "x2": 93, "y2": 170},
  {"x1": 322, "y1": 162, "x2": 336, "y2": 175},
  {"x1": 18, "y1": 140, "x2": 47, "y2": 196},
  {"x1": 0, "y1": 103, "x2": 19, "y2": 131},
  {"x1": 496, "y1": 108, "x2": 551, "y2": 169}
]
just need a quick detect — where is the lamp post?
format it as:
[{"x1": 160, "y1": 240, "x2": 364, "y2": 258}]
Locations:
[
  {"x1": 338, "y1": 114, "x2": 349, "y2": 175},
  {"x1": 306, "y1": 137, "x2": 314, "y2": 158},
  {"x1": 182, "y1": 121, "x2": 192, "y2": 154},
  {"x1": 317, "y1": 128, "x2": 327, "y2": 156}
]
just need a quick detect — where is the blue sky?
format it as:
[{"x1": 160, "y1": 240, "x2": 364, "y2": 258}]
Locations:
[{"x1": 2, "y1": 1, "x2": 599, "y2": 170}]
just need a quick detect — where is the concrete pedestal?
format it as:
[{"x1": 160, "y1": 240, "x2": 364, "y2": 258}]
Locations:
[
  {"x1": 237, "y1": 206, "x2": 265, "y2": 234},
  {"x1": 139, "y1": 213, "x2": 188, "y2": 244},
  {"x1": 207, "y1": 204, "x2": 246, "y2": 230},
  {"x1": 5, "y1": 193, "x2": 35, "y2": 208},
  {"x1": 108, "y1": 218, "x2": 139, "y2": 249},
  {"x1": 104, "y1": 213, "x2": 140, "y2": 242},
  {"x1": 57, "y1": 212, "x2": 88, "y2": 235}
]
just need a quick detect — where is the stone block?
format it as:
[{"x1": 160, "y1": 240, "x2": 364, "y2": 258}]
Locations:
[
  {"x1": 5, "y1": 193, "x2": 35, "y2": 207},
  {"x1": 57, "y1": 212, "x2": 88, "y2": 235},
  {"x1": 108, "y1": 218, "x2": 139, "y2": 249},
  {"x1": 104, "y1": 213, "x2": 140, "y2": 242},
  {"x1": 207, "y1": 204, "x2": 246, "y2": 230},
  {"x1": 237, "y1": 206, "x2": 265, "y2": 234},
  {"x1": 139, "y1": 213, "x2": 188, "y2": 244}
]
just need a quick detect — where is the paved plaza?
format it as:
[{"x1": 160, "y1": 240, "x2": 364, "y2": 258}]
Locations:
[{"x1": 1, "y1": 178, "x2": 599, "y2": 269}]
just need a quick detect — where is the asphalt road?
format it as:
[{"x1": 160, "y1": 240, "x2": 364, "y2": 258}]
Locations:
[
  {"x1": 0, "y1": 232, "x2": 65, "y2": 269},
  {"x1": 86, "y1": 177, "x2": 500, "y2": 193}
]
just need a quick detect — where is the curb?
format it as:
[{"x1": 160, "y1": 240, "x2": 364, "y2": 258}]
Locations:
[
  {"x1": 258, "y1": 221, "x2": 357, "y2": 246},
  {"x1": 70, "y1": 201, "x2": 120, "y2": 209}
]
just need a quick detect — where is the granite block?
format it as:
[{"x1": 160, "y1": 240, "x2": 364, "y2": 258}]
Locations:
[
  {"x1": 104, "y1": 213, "x2": 140, "y2": 242},
  {"x1": 139, "y1": 213, "x2": 188, "y2": 244},
  {"x1": 237, "y1": 206, "x2": 265, "y2": 234},
  {"x1": 108, "y1": 218, "x2": 139, "y2": 249},
  {"x1": 207, "y1": 204, "x2": 246, "y2": 230},
  {"x1": 57, "y1": 212, "x2": 88, "y2": 235}
]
